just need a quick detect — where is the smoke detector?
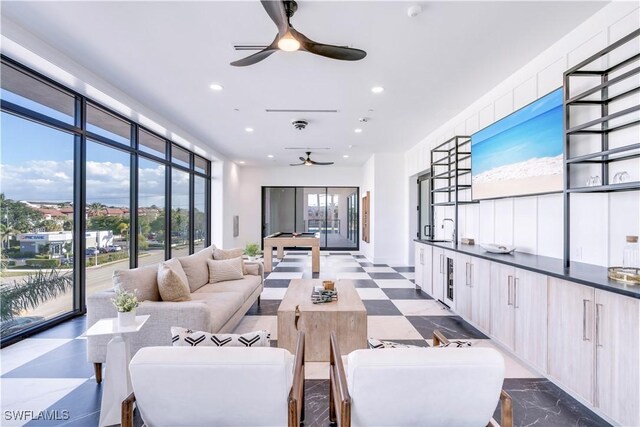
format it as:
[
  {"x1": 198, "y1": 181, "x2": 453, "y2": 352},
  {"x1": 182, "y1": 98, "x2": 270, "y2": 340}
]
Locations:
[
  {"x1": 407, "y1": 5, "x2": 422, "y2": 17},
  {"x1": 292, "y1": 119, "x2": 309, "y2": 130}
]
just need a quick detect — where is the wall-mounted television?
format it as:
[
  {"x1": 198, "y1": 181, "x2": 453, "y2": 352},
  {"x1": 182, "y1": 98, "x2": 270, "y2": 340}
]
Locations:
[{"x1": 471, "y1": 87, "x2": 564, "y2": 200}]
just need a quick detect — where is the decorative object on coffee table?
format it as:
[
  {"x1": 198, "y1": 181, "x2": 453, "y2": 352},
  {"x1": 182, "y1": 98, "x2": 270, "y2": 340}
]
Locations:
[
  {"x1": 85, "y1": 315, "x2": 149, "y2": 427},
  {"x1": 111, "y1": 290, "x2": 139, "y2": 327},
  {"x1": 311, "y1": 288, "x2": 338, "y2": 304},
  {"x1": 323, "y1": 280, "x2": 335, "y2": 291}
]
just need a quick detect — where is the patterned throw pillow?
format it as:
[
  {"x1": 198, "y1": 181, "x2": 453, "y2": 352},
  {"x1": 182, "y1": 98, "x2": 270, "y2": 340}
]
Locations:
[
  {"x1": 367, "y1": 338, "x2": 421, "y2": 349},
  {"x1": 171, "y1": 327, "x2": 271, "y2": 347},
  {"x1": 438, "y1": 340, "x2": 472, "y2": 348}
]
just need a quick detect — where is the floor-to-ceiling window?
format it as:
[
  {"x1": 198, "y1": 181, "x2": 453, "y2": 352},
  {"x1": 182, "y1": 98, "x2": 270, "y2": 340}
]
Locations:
[
  {"x1": 0, "y1": 58, "x2": 211, "y2": 346},
  {"x1": 262, "y1": 186, "x2": 359, "y2": 250}
]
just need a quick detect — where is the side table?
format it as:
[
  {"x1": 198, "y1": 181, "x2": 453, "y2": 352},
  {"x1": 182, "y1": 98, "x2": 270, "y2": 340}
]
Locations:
[{"x1": 85, "y1": 315, "x2": 149, "y2": 427}]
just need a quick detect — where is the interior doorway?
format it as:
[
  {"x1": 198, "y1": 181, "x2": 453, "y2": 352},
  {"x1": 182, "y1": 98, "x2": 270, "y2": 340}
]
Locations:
[{"x1": 262, "y1": 186, "x2": 359, "y2": 250}]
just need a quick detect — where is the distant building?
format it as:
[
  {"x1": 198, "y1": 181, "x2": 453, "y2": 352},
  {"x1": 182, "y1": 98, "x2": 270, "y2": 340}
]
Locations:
[{"x1": 17, "y1": 231, "x2": 113, "y2": 256}]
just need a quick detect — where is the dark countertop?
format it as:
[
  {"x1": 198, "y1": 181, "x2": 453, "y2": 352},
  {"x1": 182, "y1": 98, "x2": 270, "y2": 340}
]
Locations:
[{"x1": 414, "y1": 239, "x2": 640, "y2": 299}]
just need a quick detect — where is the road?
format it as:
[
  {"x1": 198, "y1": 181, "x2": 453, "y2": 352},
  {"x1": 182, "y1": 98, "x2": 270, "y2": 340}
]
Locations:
[{"x1": 4, "y1": 249, "x2": 167, "y2": 321}]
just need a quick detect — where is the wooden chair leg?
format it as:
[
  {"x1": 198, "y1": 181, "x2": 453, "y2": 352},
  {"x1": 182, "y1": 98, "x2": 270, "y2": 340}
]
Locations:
[
  {"x1": 257, "y1": 295, "x2": 261, "y2": 306},
  {"x1": 121, "y1": 392, "x2": 136, "y2": 427},
  {"x1": 94, "y1": 363, "x2": 102, "y2": 384}
]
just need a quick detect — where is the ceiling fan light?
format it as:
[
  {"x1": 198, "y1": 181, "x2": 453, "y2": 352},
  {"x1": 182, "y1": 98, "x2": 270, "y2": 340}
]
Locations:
[{"x1": 278, "y1": 31, "x2": 301, "y2": 52}]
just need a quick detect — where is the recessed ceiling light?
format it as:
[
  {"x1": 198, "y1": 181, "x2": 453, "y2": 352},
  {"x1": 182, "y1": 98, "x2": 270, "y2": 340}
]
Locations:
[
  {"x1": 371, "y1": 86, "x2": 384, "y2": 94},
  {"x1": 267, "y1": 154, "x2": 274, "y2": 158},
  {"x1": 245, "y1": 127, "x2": 254, "y2": 133},
  {"x1": 209, "y1": 83, "x2": 223, "y2": 91},
  {"x1": 238, "y1": 161, "x2": 245, "y2": 164},
  {"x1": 354, "y1": 128, "x2": 363, "y2": 133},
  {"x1": 343, "y1": 155, "x2": 349, "y2": 158}
]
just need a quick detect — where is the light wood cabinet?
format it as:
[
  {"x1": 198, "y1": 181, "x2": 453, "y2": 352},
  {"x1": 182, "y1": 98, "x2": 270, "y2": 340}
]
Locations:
[
  {"x1": 490, "y1": 263, "x2": 516, "y2": 350},
  {"x1": 470, "y1": 257, "x2": 491, "y2": 334},
  {"x1": 513, "y1": 269, "x2": 547, "y2": 372},
  {"x1": 548, "y1": 278, "x2": 595, "y2": 404},
  {"x1": 455, "y1": 253, "x2": 472, "y2": 318},
  {"x1": 431, "y1": 247, "x2": 445, "y2": 302},
  {"x1": 414, "y1": 242, "x2": 425, "y2": 290},
  {"x1": 594, "y1": 289, "x2": 639, "y2": 427}
]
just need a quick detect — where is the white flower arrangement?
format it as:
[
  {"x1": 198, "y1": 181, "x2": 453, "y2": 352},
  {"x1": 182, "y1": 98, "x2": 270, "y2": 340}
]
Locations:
[{"x1": 111, "y1": 289, "x2": 139, "y2": 313}]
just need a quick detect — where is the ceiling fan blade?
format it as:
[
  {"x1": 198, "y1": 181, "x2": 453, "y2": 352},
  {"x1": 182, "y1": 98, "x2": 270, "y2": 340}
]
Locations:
[
  {"x1": 289, "y1": 162, "x2": 305, "y2": 166},
  {"x1": 261, "y1": 0, "x2": 289, "y2": 37},
  {"x1": 291, "y1": 29, "x2": 366, "y2": 61},
  {"x1": 299, "y1": 157, "x2": 306, "y2": 162},
  {"x1": 231, "y1": 35, "x2": 279, "y2": 66},
  {"x1": 311, "y1": 161, "x2": 335, "y2": 166}
]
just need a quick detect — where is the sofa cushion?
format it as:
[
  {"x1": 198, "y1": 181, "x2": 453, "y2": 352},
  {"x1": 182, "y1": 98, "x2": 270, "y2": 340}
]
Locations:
[
  {"x1": 195, "y1": 275, "x2": 262, "y2": 301},
  {"x1": 213, "y1": 248, "x2": 249, "y2": 274},
  {"x1": 157, "y1": 261, "x2": 191, "y2": 302},
  {"x1": 170, "y1": 327, "x2": 270, "y2": 347},
  {"x1": 113, "y1": 264, "x2": 160, "y2": 302},
  {"x1": 191, "y1": 292, "x2": 244, "y2": 332},
  {"x1": 179, "y1": 247, "x2": 214, "y2": 292},
  {"x1": 207, "y1": 258, "x2": 244, "y2": 284}
]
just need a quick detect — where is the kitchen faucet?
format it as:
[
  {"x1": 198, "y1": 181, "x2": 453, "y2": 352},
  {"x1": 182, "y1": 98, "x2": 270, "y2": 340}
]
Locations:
[{"x1": 442, "y1": 218, "x2": 455, "y2": 242}]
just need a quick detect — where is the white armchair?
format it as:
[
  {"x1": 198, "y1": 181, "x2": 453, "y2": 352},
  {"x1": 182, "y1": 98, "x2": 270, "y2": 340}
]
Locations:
[
  {"x1": 329, "y1": 330, "x2": 513, "y2": 427},
  {"x1": 122, "y1": 332, "x2": 305, "y2": 427}
]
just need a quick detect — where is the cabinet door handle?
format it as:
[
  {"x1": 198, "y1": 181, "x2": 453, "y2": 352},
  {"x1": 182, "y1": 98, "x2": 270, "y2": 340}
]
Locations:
[
  {"x1": 439, "y1": 254, "x2": 443, "y2": 274},
  {"x1": 465, "y1": 262, "x2": 470, "y2": 286},
  {"x1": 507, "y1": 275, "x2": 513, "y2": 306},
  {"x1": 583, "y1": 299, "x2": 591, "y2": 341},
  {"x1": 469, "y1": 263, "x2": 473, "y2": 287},
  {"x1": 596, "y1": 303, "x2": 603, "y2": 348},
  {"x1": 514, "y1": 277, "x2": 519, "y2": 309}
]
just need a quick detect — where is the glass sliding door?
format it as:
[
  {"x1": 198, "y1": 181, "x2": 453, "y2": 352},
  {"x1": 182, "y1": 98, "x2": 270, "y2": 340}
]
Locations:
[
  {"x1": 262, "y1": 186, "x2": 359, "y2": 250},
  {"x1": 138, "y1": 158, "x2": 166, "y2": 267}
]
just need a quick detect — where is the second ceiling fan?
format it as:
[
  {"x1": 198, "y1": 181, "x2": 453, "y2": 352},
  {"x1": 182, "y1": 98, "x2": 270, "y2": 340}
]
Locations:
[
  {"x1": 290, "y1": 152, "x2": 334, "y2": 166},
  {"x1": 231, "y1": 0, "x2": 367, "y2": 67}
]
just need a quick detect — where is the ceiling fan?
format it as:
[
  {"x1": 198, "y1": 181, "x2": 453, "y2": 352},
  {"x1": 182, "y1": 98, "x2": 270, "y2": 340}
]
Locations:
[
  {"x1": 231, "y1": 0, "x2": 367, "y2": 67},
  {"x1": 290, "y1": 152, "x2": 334, "y2": 166}
]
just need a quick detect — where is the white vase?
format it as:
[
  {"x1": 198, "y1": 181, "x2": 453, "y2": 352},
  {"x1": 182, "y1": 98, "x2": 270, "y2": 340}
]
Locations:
[
  {"x1": 118, "y1": 310, "x2": 136, "y2": 327},
  {"x1": 248, "y1": 255, "x2": 257, "y2": 262}
]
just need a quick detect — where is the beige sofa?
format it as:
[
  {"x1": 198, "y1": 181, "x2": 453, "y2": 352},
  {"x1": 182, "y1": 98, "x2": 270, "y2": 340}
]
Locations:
[{"x1": 86, "y1": 245, "x2": 263, "y2": 382}]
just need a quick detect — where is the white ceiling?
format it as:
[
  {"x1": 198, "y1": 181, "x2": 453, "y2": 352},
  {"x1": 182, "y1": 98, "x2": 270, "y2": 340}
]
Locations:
[{"x1": 1, "y1": 1, "x2": 607, "y2": 166}]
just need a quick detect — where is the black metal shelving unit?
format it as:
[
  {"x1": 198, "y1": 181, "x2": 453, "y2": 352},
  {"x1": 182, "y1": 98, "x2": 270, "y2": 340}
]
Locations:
[
  {"x1": 430, "y1": 135, "x2": 477, "y2": 242},
  {"x1": 563, "y1": 28, "x2": 640, "y2": 267}
]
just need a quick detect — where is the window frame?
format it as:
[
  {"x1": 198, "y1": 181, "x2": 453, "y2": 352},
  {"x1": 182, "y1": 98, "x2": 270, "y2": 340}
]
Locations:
[{"x1": 0, "y1": 55, "x2": 212, "y2": 347}]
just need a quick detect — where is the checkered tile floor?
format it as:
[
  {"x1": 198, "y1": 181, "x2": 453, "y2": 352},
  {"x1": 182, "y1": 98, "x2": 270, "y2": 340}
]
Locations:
[{"x1": 0, "y1": 252, "x2": 609, "y2": 426}]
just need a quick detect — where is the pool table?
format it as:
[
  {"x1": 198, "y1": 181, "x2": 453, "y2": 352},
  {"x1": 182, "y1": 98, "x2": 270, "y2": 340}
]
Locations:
[{"x1": 263, "y1": 232, "x2": 320, "y2": 273}]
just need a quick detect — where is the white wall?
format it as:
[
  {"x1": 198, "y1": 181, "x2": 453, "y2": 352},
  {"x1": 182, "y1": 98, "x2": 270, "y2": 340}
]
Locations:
[
  {"x1": 231, "y1": 166, "x2": 363, "y2": 248},
  {"x1": 405, "y1": 2, "x2": 640, "y2": 267}
]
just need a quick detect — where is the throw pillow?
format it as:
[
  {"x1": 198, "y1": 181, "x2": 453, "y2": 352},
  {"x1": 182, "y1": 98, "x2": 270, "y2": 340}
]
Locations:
[
  {"x1": 113, "y1": 264, "x2": 160, "y2": 302},
  {"x1": 438, "y1": 340, "x2": 472, "y2": 348},
  {"x1": 245, "y1": 263, "x2": 260, "y2": 276},
  {"x1": 157, "y1": 261, "x2": 191, "y2": 302},
  {"x1": 367, "y1": 338, "x2": 422, "y2": 349},
  {"x1": 178, "y1": 247, "x2": 214, "y2": 292},
  {"x1": 213, "y1": 248, "x2": 248, "y2": 275},
  {"x1": 171, "y1": 327, "x2": 270, "y2": 347},
  {"x1": 207, "y1": 258, "x2": 244, "y2": 283}
]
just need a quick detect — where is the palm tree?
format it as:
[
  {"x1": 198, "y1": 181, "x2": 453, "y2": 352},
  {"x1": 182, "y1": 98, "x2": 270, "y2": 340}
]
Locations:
[
  {"x1": 0, "y1": 269, "x2": 73, "y2": 324},
  {"x1": 88, "y1": 202, "x2": 104, "y2": 217}
]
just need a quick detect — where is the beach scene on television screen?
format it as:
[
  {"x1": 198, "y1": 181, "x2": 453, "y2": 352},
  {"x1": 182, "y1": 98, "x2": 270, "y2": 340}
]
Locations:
[{"x1": 471, "y1": 88, "x2": 563, "y2": 200}]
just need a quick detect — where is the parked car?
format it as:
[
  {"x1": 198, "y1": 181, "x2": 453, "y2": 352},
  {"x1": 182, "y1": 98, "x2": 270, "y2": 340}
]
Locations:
[
  {"x1": 85, "y1": 247, "x2": 100, "y2": 256},
  {"x1": 98, "y1": 247, "x2": 109, "y2": 254},
  {"x1": 106, "y1": 245, "x2": 123, "y2": 252},
  {"x1": 61, "y1": 257, "x2": 74, "y2": 266}
]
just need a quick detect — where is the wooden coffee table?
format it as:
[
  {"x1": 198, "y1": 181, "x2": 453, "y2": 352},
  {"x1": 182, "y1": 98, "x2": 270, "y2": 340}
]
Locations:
[{"x1": 278, "y1": 279, "x2": 367, "y2": 362}]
